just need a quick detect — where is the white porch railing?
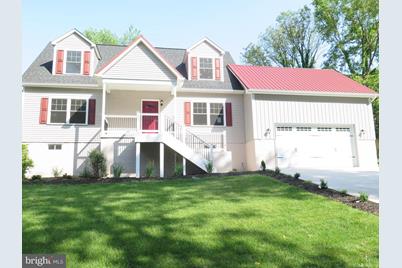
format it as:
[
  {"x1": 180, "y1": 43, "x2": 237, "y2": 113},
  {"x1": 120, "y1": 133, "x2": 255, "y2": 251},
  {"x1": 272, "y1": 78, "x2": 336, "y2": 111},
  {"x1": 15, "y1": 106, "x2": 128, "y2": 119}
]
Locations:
[{"x1": 105, "y1": 115, "x2": 138, "y2": 133}]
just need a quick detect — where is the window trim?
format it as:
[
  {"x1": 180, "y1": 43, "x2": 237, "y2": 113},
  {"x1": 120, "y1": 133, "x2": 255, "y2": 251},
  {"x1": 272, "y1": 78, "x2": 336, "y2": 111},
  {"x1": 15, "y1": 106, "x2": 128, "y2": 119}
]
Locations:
[
  {"x1": 47, "y1": 97, "x2": 89, "y2": 125},
  {"x1": 191, "y1": 101, "x2": 226, "y2": 127},
  {"x1": 64, "y1": 50, "x2": 83, "y2": 75}
]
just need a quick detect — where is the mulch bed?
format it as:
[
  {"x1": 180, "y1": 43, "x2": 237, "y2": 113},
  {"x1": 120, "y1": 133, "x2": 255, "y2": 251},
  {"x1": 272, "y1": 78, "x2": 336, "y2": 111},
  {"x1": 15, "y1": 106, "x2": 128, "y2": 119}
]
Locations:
[{"x1": 23, "y1": 170, "x2": 378, "y2": 215}]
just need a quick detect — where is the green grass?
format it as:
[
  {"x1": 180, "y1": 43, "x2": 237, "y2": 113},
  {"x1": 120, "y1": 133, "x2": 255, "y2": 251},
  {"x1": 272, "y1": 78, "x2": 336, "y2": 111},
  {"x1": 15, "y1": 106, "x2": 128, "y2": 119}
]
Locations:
[{"x1": 23, "y1": 175, "x2": 378, "y2": 268}]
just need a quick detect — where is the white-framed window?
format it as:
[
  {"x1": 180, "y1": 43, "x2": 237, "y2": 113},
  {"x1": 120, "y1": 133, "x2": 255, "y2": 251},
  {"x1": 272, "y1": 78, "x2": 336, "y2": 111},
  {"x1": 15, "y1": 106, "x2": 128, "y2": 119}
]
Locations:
[
  {"x1": 49, "y1": 98, "x2": 88, "y2": 124},
  {"x1": 69, "y1": 99, "x2": 87, "y2": 124},
  {"x1": 199, "y1": 58, "x2": 213, "y2": 79},
  {"x1": 192, "y1": 102, "x2": 226, "y2": 126},
  {"x1": 318, "y1": 127, "x2": 332, "y2": 132},
  {"x1": 50, "y1": 99, "x2": 68, "y2": 123},
  {"x1": 48, "y1": 144, "x2": 62, "y2": 150},
  {"x1": 209, "y1": 103, "x2": 224, "y2": 126},
  {"x1": 193, "y1": 102, "x2": 208, "y2": 125},
  {"x1": 336, "y1": 127, "x2": 350, "y2": 132},
  {"x1": 65, "y1": 50, "x2": 82, "y2": 74},
  {"x1": 296, "y1": 127, "x2": 312, "y2": 131},
  {"x1": 277, "y1": 127, "x2": 292, "y2": 131}
]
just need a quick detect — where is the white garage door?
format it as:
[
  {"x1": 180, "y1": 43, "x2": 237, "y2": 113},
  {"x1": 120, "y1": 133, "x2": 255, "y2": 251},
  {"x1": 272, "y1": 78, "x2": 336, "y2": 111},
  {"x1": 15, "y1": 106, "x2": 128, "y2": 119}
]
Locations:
[{"x1": 275, "y1": 126, "x2": 357, "y2": 169}]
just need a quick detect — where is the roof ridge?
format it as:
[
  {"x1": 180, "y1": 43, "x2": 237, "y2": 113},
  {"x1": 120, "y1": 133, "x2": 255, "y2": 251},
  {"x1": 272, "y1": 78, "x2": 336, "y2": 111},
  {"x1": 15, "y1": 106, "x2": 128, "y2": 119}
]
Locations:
[{"x1": 229, "y1": 64, "x2": 335, "y2": 71}]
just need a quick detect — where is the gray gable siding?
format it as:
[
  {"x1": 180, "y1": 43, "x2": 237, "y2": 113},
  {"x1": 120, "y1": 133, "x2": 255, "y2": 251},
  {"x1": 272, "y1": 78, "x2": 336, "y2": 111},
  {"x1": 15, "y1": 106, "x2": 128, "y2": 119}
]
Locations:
[
  {"x1": 23, "y1": 42, "x2": 242, "y2": 90},
  {"x1": 102, "y1": 43, "x2": 176, "y2": 81}
]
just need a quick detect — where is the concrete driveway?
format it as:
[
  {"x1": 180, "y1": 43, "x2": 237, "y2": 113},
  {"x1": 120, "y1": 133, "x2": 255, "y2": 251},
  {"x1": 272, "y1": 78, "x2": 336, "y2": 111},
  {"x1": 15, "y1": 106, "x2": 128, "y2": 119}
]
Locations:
[{"x1": 281, "y1": 168, "x2": 379, "y2": 203}]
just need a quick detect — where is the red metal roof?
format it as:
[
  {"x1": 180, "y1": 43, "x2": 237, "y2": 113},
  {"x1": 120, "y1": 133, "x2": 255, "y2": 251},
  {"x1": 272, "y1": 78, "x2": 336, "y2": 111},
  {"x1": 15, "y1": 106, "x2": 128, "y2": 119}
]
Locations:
[{"x1": 228, "y1": 64, "x2": 375, "y2": 94}]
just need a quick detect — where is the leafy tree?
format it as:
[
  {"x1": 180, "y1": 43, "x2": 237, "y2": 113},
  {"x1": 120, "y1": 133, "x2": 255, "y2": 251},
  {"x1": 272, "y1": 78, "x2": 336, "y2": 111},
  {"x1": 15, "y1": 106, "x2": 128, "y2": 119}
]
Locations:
[
  {"x1": 242, "y1": 6, "x2": 323, "y2": 68},
  {"x1": 313, "y1": 0, "x2": 379, "y2": 77},
  {"x1": 119, "y1": 25, "x2": 141, "y2": 45},
  {"x1": 22, "y1": 144, "x2": 33, "y2": 179},
  {"x1": 83, "y1": 25, "x2": 140, "y2": 45}
]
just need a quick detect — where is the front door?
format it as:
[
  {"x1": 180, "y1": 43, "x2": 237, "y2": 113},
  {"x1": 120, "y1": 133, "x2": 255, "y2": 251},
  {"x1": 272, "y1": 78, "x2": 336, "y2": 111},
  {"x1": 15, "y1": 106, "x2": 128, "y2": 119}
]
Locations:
[{"x1": 142, "y1": 100, "x2": 159, "y2": 132}]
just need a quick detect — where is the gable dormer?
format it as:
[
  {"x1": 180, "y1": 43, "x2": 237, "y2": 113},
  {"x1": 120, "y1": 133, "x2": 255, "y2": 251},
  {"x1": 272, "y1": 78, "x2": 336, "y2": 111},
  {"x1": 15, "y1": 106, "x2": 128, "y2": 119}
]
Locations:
[
  {"x1": 51, "y1": 29, "x2": 101, "y2": 76},
  {"x1": 186, "y1": 37, "x2": 225, "y2": 82}
]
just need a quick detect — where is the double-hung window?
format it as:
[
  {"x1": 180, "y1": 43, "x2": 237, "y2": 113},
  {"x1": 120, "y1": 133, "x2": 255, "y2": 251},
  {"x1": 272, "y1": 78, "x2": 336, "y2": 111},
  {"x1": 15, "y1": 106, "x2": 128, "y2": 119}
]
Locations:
[
  {"x1": 209, "y1": 103, "x2": 224, "y2": 126},
  {"x1": 66, "y1": 51, "x2": 82, "y2": 74},
  {"x1": 70, "y1": 99, "x2": 87, "y2": 124},
  {"x1": 193, "y1": 102, "x2": 207, "y2": 125},
  {"x1": 199, "y1": 58, "x2": 213, "y2": 79},
  {"x1": 192, "y1": 102, "x2": 225, "y2": 126},
  {"x1": 49, "y1": 98, "x2": 87, "y2": 124},
  {"x1": 50, "y1": 99, "x2": 67, "y2": 123}
]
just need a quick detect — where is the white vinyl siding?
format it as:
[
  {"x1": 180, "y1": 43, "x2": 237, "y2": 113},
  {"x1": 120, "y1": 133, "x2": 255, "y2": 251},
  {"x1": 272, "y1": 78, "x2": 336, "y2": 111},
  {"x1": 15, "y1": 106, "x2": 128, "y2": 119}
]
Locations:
[
  {"x1": 252, "y1": 95, "x2": 376, "y2": 140},
  {"x1": 22, "y1": 88, "x2": 102, "y2": 143},
  {"x1": 102, "y1": 43, "x2": 176, "y2": 81}
]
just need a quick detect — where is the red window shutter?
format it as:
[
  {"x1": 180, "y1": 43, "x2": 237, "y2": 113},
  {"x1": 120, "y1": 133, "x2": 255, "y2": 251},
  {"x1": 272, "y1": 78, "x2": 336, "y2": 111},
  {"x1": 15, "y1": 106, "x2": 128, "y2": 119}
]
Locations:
[
  {"x1": 88, "y1": 99, "x2": 96, "y2": 125},
  {"x1": 225, "y1": 102, "x2": 232, "y2": 127},
  {"x1": 215, "y1": 58, "x2": 221, "y2": 80},
  {"x1": 83, "y1": 51, "x2": 91, "y2": 75},
  {"x1": 56, "y1": 50, "x2": 64, "y2": 74},
  {"x1": 191, "y1": 57, "x2": 197, "y2": 80},
  {"x1": 184, "y1": 102, "x2": 191, "y2": 126},
  {"x1": 39, "y1": 98, "x2": 48, "y2": 124}
]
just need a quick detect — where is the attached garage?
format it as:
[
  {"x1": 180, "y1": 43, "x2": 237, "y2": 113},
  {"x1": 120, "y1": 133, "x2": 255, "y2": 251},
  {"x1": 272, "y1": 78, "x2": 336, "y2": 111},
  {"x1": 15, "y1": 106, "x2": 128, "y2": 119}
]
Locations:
[{"x1": 275, "y1": 125, "x2": 358, "y2": 169}]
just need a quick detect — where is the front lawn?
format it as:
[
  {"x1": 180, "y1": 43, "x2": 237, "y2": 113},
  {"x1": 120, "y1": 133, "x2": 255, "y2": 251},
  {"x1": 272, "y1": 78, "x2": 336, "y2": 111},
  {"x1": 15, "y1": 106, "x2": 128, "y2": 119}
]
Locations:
[{"x1": 23, "y1": 175, "x2": 378, "y2": 267}]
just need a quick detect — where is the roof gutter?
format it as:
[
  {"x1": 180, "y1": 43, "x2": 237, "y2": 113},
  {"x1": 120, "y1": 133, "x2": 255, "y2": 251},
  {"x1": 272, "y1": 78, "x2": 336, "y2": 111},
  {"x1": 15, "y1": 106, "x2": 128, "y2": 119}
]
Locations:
[
  {"x1": 247, "y1": 88, "x2": 378, "y2": 99},
  {"x1": 22, "y1": 82, "x2": 101, "y2": 89}
]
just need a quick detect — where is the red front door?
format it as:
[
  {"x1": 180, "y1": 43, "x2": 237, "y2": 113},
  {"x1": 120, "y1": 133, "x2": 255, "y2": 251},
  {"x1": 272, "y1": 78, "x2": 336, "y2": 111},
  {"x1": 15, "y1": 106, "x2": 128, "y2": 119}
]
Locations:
[{"x1": 142, "y1": 100, "x2": 159, "y2": 132}]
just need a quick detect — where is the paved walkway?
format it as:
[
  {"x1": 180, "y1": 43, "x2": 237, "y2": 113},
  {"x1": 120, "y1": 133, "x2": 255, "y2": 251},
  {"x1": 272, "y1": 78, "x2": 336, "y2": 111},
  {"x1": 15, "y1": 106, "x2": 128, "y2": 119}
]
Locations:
[{"x1": 282, "y1": 167, "x2": 379, "y2": 203}]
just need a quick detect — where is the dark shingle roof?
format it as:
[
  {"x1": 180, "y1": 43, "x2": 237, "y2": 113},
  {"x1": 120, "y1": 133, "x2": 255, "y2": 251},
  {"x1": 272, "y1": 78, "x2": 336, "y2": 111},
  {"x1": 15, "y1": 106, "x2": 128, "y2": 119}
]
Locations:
[{"x1": 23, "y1": 42, "x2": 242, "y2": 90}]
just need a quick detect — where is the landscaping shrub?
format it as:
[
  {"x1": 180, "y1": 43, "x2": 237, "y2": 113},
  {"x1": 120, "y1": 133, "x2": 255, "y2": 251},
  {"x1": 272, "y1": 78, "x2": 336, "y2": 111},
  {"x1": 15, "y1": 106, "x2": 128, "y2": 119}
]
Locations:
[
  {"x1": 79, "y1": 166, "x2": 92, "y2": 178},
  {"x1": 340, "y1": 189, "x2": 348, "y2": 196},
  {"x1": 88, "y1": 149, "x2": 107, "y2": 178},
  {"x1": 31, "y1": 175, "x2": 41, "y2": 180},
  {"x1": 359, "y1": 192, "x2": 369, "y2": 202},
  {"x1": 205, "y1": 160, "x2": 213, "y2": 173},
  {"x1": 112, "y1": 164, "x2": 124, "y2": 178},
  {"x1": 62, "y1": 173, "x2": 72, "y2": 179},
  {"x1": 52, "y1": 167, "x2": 63, "y2": 177},
  {"x1": 260, "y1": 160, "x2": 266, "y2": 171},
  {"x1": 274, "y1": 167, "x2": 281, "y2": 175},
  {"x1": 145, "y1": 161, "x2": 155, "y2": 178},
  {"x1": 320, "y1": 179, "x2": 328, "y2": 189},
  {"x1": 173, "y1": 163, "x2": 183, "y2": 177},
  {"x1": 22, "y1": 144, "x2": 34, "y2": 179},
  {"x1": 294, "y1": 173, "x2": 301, "y2": 179}
]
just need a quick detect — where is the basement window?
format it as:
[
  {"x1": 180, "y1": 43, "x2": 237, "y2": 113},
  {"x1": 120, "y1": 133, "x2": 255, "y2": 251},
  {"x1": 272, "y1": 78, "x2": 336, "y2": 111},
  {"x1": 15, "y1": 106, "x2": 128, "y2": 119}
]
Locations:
[
  {"x1": 48, "y1": 144, "x2": 62, "y2": 150},
  {"x1": 296, "y1": 127, "x2": 312, "y2": 131},
  {"x1": 277, "y1": 127, "x2": 292, "y2": 131}
]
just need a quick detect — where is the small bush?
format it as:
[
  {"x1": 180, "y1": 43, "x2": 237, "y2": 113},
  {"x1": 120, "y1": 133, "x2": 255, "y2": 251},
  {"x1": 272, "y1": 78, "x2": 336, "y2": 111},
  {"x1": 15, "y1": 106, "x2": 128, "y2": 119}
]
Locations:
[
  {"x1": 88, "y1": 149, "x2": 107, "y2": 178},
  {"x1": 52, "y1": 167, "x2": 63, "y2": 177},
  {"x1": 294, "y1": 173, "x2": 301, "y2": 179},
  {"x1": 22, "y1": 144, "x2": 34, "y2": 179},
  {"x1": 359, "y1": 192, "x2": 369, "y2": 202},
  {"x1": 112, "y1": 163, "x2": 124, "y2": 178},
  {"x1": 274, "y1": 167, "x2": 281, "y2": 175},
  {"x1": 304, "y1": 180, "x2": 312, "y2": 184},
  {"x1": 79, "y1": 166, "x2": 92, "y2": 178},
  {"x1": 145, "y1": 161, "x2": 155, "y2": 178},
  {"x1": 31, "y1": 175, "x2": 42, "y2": 180},
  {"x1": 260, "y1": 160, "x2": 266, "y2": 171},
  {"x1": 340, "y1": 189, "x2": 348, "y2": 196},
  {"x1": 205, "y1": 161, "x2": 213, "y2": 173},
  {"x1": 173, "y1": 164, "x2": 183, "y2": 177},
  {"x1": 320, "y1": 179, "x2": 328, "y2": 189},
  {"x1": 62, "y1": 173, "x2": 72, "y2": 179}
]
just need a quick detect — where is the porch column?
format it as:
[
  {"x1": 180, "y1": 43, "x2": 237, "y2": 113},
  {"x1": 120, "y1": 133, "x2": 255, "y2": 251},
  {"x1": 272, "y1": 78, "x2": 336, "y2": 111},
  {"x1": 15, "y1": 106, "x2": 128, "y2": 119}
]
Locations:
[
  {"x1": 136, "y1": 143, "x2": 141, "y2": 178},
  {"x1": 182, "y1": 157, "x2": 186, "y2": 176},
  {"x1": 101, "y1": 83, "x2": 106, "y2": 134},
  {"x1": 160, "y1": 143, "x2": 164, "y2": 178}
]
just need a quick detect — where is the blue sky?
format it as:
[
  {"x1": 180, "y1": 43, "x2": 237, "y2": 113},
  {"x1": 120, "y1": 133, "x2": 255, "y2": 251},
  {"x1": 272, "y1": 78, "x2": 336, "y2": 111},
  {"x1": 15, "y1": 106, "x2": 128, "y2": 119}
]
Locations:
[{"x1": 23, "y1": 0, "x2": 311, "y2": 71}]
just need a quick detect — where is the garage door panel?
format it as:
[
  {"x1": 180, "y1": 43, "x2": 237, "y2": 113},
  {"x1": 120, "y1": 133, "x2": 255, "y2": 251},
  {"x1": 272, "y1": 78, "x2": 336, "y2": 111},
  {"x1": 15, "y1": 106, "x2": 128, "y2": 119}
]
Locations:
[{"x1": 275, "y1": 126, "x2": 356, "y2": 169}]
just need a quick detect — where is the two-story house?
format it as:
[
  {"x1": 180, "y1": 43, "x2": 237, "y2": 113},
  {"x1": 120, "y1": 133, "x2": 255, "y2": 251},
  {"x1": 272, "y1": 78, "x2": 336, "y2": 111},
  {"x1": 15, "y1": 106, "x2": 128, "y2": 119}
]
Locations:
[{"x1": 22, "y1": 29, "x2": 378, "y2": 177}]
